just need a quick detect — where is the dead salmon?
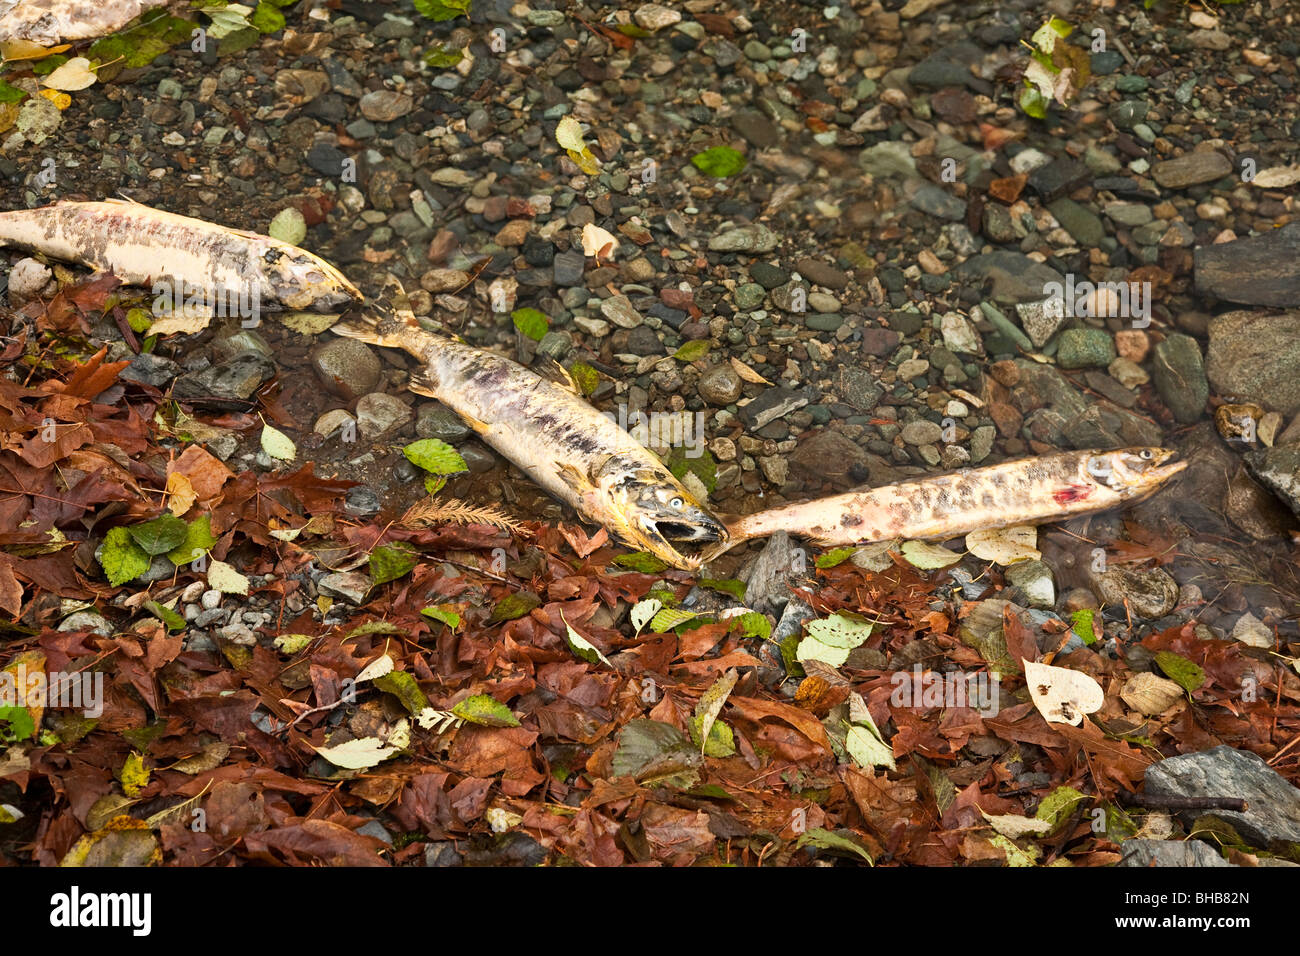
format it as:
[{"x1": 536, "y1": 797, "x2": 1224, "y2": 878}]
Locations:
[
  {"x1": 708, "y1": 447, "x2": 1186, "y2": 556},
  {"x1": 0, "y1": 199, "x2": 363, "y2": 312},
  {"x1": 0, "y1": 0, "x2": 172, "y2": 46},
  {"x1": 331, "y1": 297, "x2": 728, "y2": 570}
]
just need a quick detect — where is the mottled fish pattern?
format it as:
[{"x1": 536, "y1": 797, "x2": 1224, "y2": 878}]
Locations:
[
  {"x1": 720, "y1": 448, "x2": 1187, "y2": 549},
  {"x1": 332, "y1": 303, "x2": 727, "y2": 569},
  {"x1": 0, "y1": 199, "x2": 363, "y2": 312}
]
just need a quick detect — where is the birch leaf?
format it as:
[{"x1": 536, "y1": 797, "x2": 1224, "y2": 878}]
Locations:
[
  {"x1": 693, "y1": 669, "x2": 737, "y2": 755},
  {"x1": 207, "y1": 559, "x2": 250, "y2": 596},
  {"x1": 901, "y1": 539, "x2": 961, "y2": 569},
  {"x1": 1023, "y1": 659, "x2": 1104, "y2": 726},
  {"x1": 260, "y1": 422, "x2": 296, "y2": 461},
  {"x1": 629, "y1": 598, "x2": 662, "y2": 636},
  {"x1": 966, "y1": 526, "x2": 1040, "y2": 565},
  {"x1": 43, "y1": 56, "x2": 97, "y2": 91}
]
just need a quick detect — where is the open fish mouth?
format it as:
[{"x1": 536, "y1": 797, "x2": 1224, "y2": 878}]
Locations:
[{"x1": 629, "y1": 512, "x2": 729, "y2": 570}]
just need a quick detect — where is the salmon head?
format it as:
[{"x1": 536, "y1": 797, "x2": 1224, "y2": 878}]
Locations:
[
  {"x1": 261, "y1": 246, "x2": 363, "y2": 311},
  {"x1": 594, "y1": 455, "x2": 728, "y2": 570},
  {"x1": 1083, "y1": 447, "x2": 1186, "y2": 499}
]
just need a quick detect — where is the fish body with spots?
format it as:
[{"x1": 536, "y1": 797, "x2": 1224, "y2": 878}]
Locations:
[
  {"x1": 0, "y1": 200, "x2": 363, "y2": 312},
  {"x1": 332, "y1": 303, "x2": 727, "y2": 570},
  {"x1": 718, "y1": 448, "x2": 1187, "y2": 550}
]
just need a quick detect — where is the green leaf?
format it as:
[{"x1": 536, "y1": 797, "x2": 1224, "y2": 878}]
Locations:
[
  {"x1": 648, "y1": 607, "x2": 698, "y2": 633},
  {"x1": 1153, "y1": 651, "x2": 1205, "y2": 693},
  {"x1": 166, "y1": 514, "x2": 218, "y2": 566},
  {"x1": 423, "y1": 43, "x2": 464, "y2": 68},
  {"x1": 562, "y1": 613, "x2": 611, "y2": 666},
  {"x1": 796, "y1": 828, "x2": 874, "y2": 864},
  {"x1": 369, "y1": 543, "x2": 418, "y2": 586},
  {"x1": 30, "y1": 55, "x2": 69, "y2": 75},
  {"x1": 0, "y1": 80, "x2": 27, "y2": 104},
  {"x1": 403, "y1": 438, "x2": 468, "y2": 477},
  {"x1": 665, "y1": 447, "x2": 717, "y2": 494},
  {"x1": 806, "y1": 612, "x2": 874, "y2": 649},
  {"x1": 126, "y1": 307, "x2": 153, "y2": 333},
  {"x1": 1019, "y1": 85, "x2": 1049, "y2": 120},
  {"x1": 143, "y1": 600, "x2": 186, "y2": 631},
  {"x1": 451, "y1": 693, "x2": 520, "y2": 728},
  {"x1": 688, "y1": 714, "x2": 736, "y2": 757},
  {"x1": 511, "y1": 308, "x2": 549, "y2": 341},
  {"x1": 672, "y1": 339, "x2": 711, "y2": 362},
  {"x1": 1070, "y1": 608, "x2": 1097, "y2": 645},
  {"x1": 128, "y1": 514, "x2": 189, "y2": 556},
  {"x1": 423, "y1": 475, "x2": 447, "y2": 496},
  {"x1": 250, "y1": 1, "x2": 285, "y2": 32},
  {"x1": 816, "y1": 547, "x2": 856, "y2": 569},
  {"x1": 421, "y1": 606, "x2": 461, "y2": 628},
  {"x1": 611, "y1": 719, "x2": 701, "y2": 788},
  {"x1": 0, "y1": 706, "x2": 36, "y2": 743},
  {"x1": 900, "y1": 540, "x2": 961, "y2": 569},
  {"x1": 373, "y1": 670, "x2": 430, "y2": 715},
  {"x1": 699, "y1": 578, "x2": 746, "y2": 601},
  {"x1": 102, "y1": 527, "x2": 150, "y2": 586},
  {"x1": 797, "y1": 636, "x2": 849, "y2": 667},
  {"x1": 1034, "y1": 786, "x2": 1088, "y2": 832},
  {"x1": 846, "y1": 724, "x2": 895, "y2": 770},
  {"x1": 488, "y1": 591, "x2": 540, "y2": 623},
  {"x1": 568, "y1": 361, "x2": 599, "y2": 397},
  {"x1": 734, "y1": 611, "x2": 770, "y2": 641},
  {"x1": 89, "y1": 11, "x2": 194, "y2": 70},
  {"x1": 612, "y1": 552, "x2": 668, "y2": 573},
  {"x1": 412, "y1": 0, "x2": 471, "y2": 20},
  {"x1": 690, "y1": 146, "x2": 747, "y2": 178},
  {"x1": 629, "y1": 599, "x2": 661, "y2": 636}
]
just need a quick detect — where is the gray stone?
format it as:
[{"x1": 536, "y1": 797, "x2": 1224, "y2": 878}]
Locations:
[
  {"x1": 553, "y1": 250, "x2": 585, "y2": 286},
  {"x1": 910, "y1": 184, "x2": 966, "y2": 221},
  {"x1": 1145, "y1": 746, "x2": 1300, "y2": 853},
  {"x1": 1005, "y1": 560, "x2": 1055, "y2": 609},
  {"x1": 698, "y1": 365, "x2": 743, "y2": 405},
  {"x1": 708, "y1": 224, "x2": 780, "y2": 254},
  {"x1": 1015, "y1": 299, "x2": 1068, "y2": 348},
  {"x1": 1195, "y1": 224, "x2": 1300, "y2": 308},
  {"x1": 1057, "y1": 328, "x2": 1117, "y2": 369},
  {"x1": 1151, "y1": 333, "x2": 1208, "y2": 424},
  {"x1": 416, "y1": 403, "x2": 471, "y2": 443},
  {"x1": 57, "y1": 611, "x2": 113, "y2": 636},
  {"x1": 1117, "y1": 840, "x2": 1233, "y2": 868},
  {"x1": 1245, "y1": 447, "x2": 1300, "y2": 518},
  {"x1": 838, "y1": 367, "x2": 882, "y2": 411},
  {"x1": 739, "y1": 532, "x2": 809, "y2": 616},
  {"x1": 312, "y1": 339, "x2": 382, "y2": 400},
  {"x1": 1048, "y1": 198, "x2": 1105, "y2": 247},
  {"x1": 749, "y1": 262, "x2": 790, "y2": 289},
  {"x1": 174, "y1": 355, "x2": 275, "y2": 403},
  {"x1": 1092, "y1": 566, "x2": 1179, "y2": 619},
  {"x1": 734, "y1": 283, "x2": 766, "y2": 310},
  {"x1": 1206, "y1": 310, "x2": 1300, "y2": 416},
  {"x1": 956, "y1": 253, "x2": 1066, "y2": 305},
  {"x1": 1152, "y1": 151, "x2": 1232, "y2": 189},
  {"x1": 900, "y1": 419, "x2": 943, "y2": 445},
  {"x1": 858, "y1": 140, "x2": 917, "y2": 180},
  {"x1": 1028, "y1": 157, "x2": 1091, "y2": 203},
  {"x1": 359, "y1": 90, "x2": 413, "y2": 122},
  {"x1": 354, "y1": 392, "x2": 413, "y2": 439},
  {"x1": 121, "y1": 353, "x2": 181, "y2": 388}
]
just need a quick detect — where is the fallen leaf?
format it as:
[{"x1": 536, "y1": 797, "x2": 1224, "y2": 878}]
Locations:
[{"x1": 1023, "y1": 659, "x2": 1103, "y2": 726}]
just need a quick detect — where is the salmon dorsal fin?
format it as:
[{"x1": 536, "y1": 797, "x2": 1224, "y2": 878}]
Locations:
[{"x1": 532, "y1": 356, "x2": 580, "y2": 395}]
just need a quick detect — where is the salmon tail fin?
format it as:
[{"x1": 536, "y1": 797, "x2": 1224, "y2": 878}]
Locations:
[{"x1": 331, "y1": 303, "x2": 424, "y2": 350}]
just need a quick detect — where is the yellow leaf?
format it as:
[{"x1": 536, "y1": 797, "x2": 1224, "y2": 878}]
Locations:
[
  {"x1": 38, "y1": 88, "x2": 71, "y2": 110},
  {"x1": 1, "y1": 40, "x2": 71, "y2": 62},
  {"x1": 43, "y1": 56, "x2": 97, "y2": 92},
  {"x1": 1023, "y1": 660, "x2": 1104, "y2": 726},
  {"x1": 260, "y1": 422, "x2": 297, "y2": 461},
  {"x1": 165, "y1": 472, "x2": 196, "y2": 517},
  {"x1": 118, "y1": 751, "x2": 150, "y2": 797},
  {"x1": 580, "y1": 223, "x2": 619, "y2": 260}
]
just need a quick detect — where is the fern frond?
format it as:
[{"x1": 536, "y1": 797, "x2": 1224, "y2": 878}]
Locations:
[{"x1": 400, "y1": 496, "x2": 529, "y2": 536}]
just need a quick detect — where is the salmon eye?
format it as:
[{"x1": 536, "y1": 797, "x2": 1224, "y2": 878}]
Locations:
[
  {"x1": 1140, "y1": 449, "x2": 1153, "y2": 460},
  {"x1": 670, "y1": 497, "x2": 683, "y2": 509}
]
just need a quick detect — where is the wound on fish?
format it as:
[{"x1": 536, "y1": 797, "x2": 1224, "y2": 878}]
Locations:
[{"x1": 1053, "y1": 484, "x2": 1092, "y2": 505}]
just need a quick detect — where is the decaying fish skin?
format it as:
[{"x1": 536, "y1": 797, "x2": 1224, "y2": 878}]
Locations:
[
  {"x1": 709, "y1": 447, "x2": 1187, "y2": 556},
  {"x1": 0, "y1": 0, "x2": 171, "y2": 46},
  {"x1": 331, "y1": 300, "x2": 728, "y2": 571},
  {"x1": 0, "y1": 199, "x2": 363, "y2": 312},
  {"x1": 0, "y1": 0, "x2": 174, "y2": 46}
]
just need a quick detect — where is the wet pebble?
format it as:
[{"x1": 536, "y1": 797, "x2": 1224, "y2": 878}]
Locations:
[
  {"x1": 354, "y1": 393, "x2": 413, "y2": 439},
  {"x1": 311, "y1": 339, "x2": 383, "y2": 400},
  {"x1": 698, "y1": 364, "x2": 743, "y2": 405}
]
